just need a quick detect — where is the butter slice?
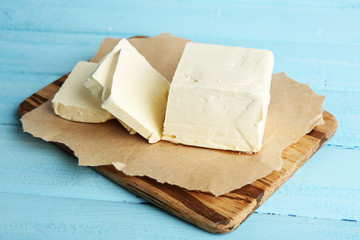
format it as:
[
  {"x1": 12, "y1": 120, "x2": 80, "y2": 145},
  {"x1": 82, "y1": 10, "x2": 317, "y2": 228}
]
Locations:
[
  {"x1": 101, "y1": 43, "x2": 169, "y2": 143},
  {"x1": 84, "y1": 39, "x2": 132, "y2": 101},
  {"x1": 52, "y1": 61, "x2": 113, "y2": 123},
  {"x1": 162, "y1": 42, "x2": 274, "y2": 152},
  {"x1": 84, "y1": 39, "x2": 135, "y2": 134}
]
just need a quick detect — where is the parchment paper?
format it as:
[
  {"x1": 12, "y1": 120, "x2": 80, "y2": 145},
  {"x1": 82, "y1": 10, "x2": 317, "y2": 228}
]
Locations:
[{"x1": 21, "y1": 33, "x2": 325, "y2": 196}]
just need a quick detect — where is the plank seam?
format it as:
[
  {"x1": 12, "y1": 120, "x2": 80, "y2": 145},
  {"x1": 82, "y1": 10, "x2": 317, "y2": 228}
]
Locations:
[
  {"x1": 2, "y1": 191, "x2": 357, "y2": 224},
  {"x1": 2, "y1": 29, "x2": 360, "y2": 46},
  {"x1": 325, "y1": 143, "x2": 360, "y2": 150},
  {"x1": 0, "y1": 191, "x2": 147, "y2": 205},
  {"x1": 254, "y1": 211, "x2": 360, "y2": 223}
]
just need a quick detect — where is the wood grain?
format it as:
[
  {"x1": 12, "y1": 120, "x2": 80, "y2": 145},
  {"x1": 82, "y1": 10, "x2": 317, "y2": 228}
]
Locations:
[{"x1": 18, "y1": 71, "x2": 337, "y2": 234}]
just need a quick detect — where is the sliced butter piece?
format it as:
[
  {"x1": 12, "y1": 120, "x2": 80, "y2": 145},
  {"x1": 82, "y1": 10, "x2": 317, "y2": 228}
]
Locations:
[
  {"x1": 84, "y1": 39, "x2": 135, "y2": 134},
  {"x1": 102, "y1": 44, "x2": 169, "y2": 143},
  {"x1": 162, "y1": 42, "x2": 274, "y2": 152},
  {"x1": 84, "y1": 39, "x2": 131, "y2": 101},
  {"x1": 52, "y1": 61, "x2": 113, "y2": 123}
]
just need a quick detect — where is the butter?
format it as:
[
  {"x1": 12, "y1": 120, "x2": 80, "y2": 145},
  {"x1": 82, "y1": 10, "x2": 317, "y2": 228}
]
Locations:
[
  {"x1": 84, "y1": 39, "x2": 132, "y2": 101},
  {"x1": 162, "y1": 42, "x2": 274, "y2": 152},
  {"x1": 101, "y1": 42, "x2": 169, "y2": 143},
  {"x1": 84, "y1": 39, "x2": 135, "y2": 134},
  {"x1": 52, "y1": 61, "x2": 113, "y2": 123}
]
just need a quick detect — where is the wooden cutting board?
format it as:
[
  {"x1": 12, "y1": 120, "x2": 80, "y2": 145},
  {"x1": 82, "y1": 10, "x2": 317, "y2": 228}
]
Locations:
[{"x1": 18, "y1": 72, "x2": 337, "y2": 234}]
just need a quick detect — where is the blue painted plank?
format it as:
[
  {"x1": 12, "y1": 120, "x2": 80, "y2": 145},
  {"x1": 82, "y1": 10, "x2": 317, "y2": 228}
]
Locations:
[
  {"x1": 3, "y1": 0, "x2": 360, "y2": 10},
  {"x1": 0, "y1": 30, "x2": 116, "y2": 46},
  {"x1": 2, "y1": 72, "x2": 358, "y2": 147},
  {"x1": 1, "y1": 29, "x2": 359, "y2": 147},
  {"x1": 258, "y1": 147, "x2": 360, "y2": 221},
  {"x1": 0, "y1": 41, "x2": 96, "y2": 75},
  {"x1": 1, "y1": 123, "x2": 359, "y2": 221},
  {"x1": 0, "y1": 125, "x2": 142, "y2": 203},
  {"x1": 0, "y1": 192, "x2": 359, "y2": 240},
  {"x1": 173, "y1": 0, "x2": 360, "y2": 8},
  {"x1": 1, "y1": 31, "x2": 360, "y2": 92},
  {"x1": 0, "y1": 73, "x2": 61, "y2": 125},
  {"x1": 319, "y1": 90, "x2": 360, "y2": 148},
  {"x1": 1, "y1": 1, "x2": 360, "y2": 44}
]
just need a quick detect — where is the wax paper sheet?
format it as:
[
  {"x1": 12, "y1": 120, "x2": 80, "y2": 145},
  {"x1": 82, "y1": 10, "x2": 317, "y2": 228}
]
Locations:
[{"x1": 21, "y1": 33, "x2": 324, "y2": 196}]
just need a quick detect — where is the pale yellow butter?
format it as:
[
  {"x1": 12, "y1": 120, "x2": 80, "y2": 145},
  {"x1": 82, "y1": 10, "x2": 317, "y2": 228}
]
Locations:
[
  {"x1": 84, "y1": 39, "x2": 136, "y2": 134},
  {"x1": 51, "y1": 61, "x2": 113, "y2": 123},
  {"x1": 101, "y1": 40, "x2": 169, "y2": 143},
  {"x1": 162, "y1": 42, "x2": 274, "y2": 152}
]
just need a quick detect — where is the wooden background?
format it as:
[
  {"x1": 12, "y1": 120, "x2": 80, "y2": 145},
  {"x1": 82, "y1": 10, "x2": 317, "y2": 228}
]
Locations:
[{"x1": 1, "y1": 0, "x2": 359, "y2": 239}]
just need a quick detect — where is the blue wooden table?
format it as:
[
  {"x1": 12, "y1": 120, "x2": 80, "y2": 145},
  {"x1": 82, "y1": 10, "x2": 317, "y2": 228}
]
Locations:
[{"x1": 1, "y1": 0, "x2": 359, "y2": 239}]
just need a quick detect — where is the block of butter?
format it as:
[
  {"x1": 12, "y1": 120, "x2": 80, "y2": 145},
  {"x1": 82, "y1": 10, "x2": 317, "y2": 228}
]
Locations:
[
  {"x1": 84, "y1": 39, "x2": 135, "y2": 134},
  {"x1": 162, "y1": 42, "x2": 274, "y2": 152},
  {"x1": 101, "y1": 42, "x2": 169, "y2": 143},
  {"x1": 51, "y1": 61, "x2": 113, "y2": 123}
]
